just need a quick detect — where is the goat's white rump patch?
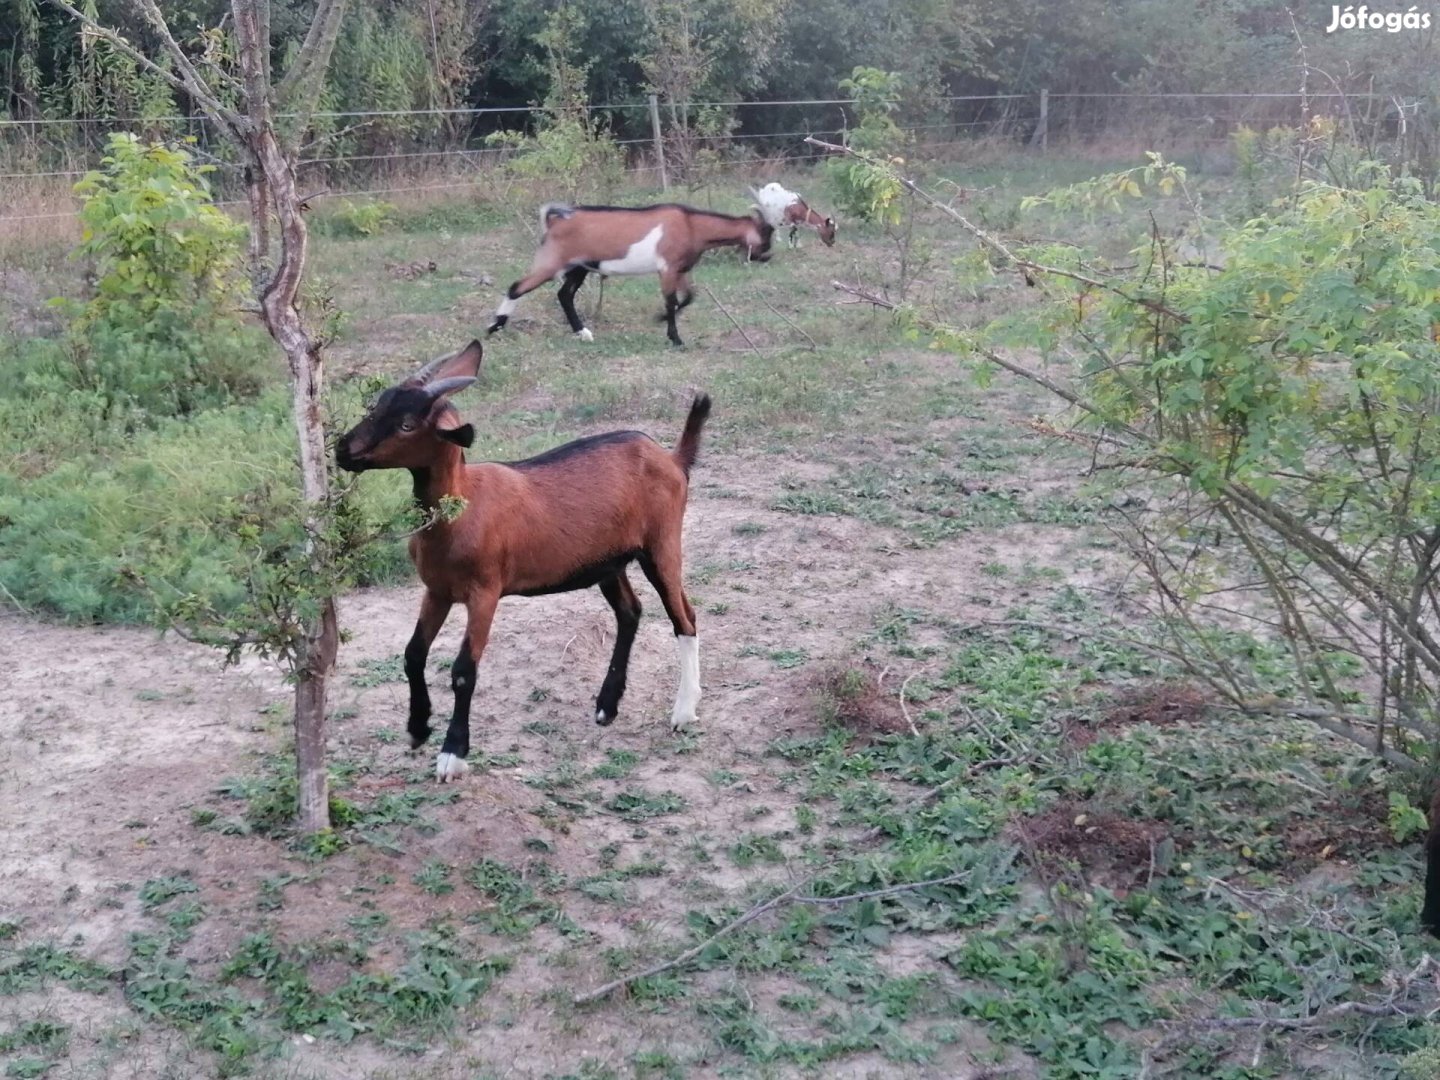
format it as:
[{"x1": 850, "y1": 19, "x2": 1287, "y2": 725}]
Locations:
[
  {"x1": 598, "y1": 225, "x2": 667, "y2": 276},
  {"x1": 670, "y1": 634, "x2": 700, "y2": 731},
  {"x1": 751, "y1": 182, "x2": 800, "y2": 228},
  {"x1": 435, "y1": 753, "x2": 469, "y2": 783}
]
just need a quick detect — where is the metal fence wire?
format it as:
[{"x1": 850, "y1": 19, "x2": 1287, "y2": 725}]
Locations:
[{"x1": 1, "y1": 90, "x2": 1430, "y2": 226}]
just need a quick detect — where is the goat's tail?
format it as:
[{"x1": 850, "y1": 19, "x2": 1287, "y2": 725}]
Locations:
[
  {"x1": 539, "y1": 202, "x2": 575, "y2": 232},
  {"x1": 673, "y1": 393, "x2": 713, "y2": 478}
]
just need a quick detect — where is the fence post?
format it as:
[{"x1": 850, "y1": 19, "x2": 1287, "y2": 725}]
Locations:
[
  {"x1": 648, "y1": 93, "x2": 669, "y2": 192},
  {"x1": 1035, "y1": 88, "x2": 1049, "y2": 152}
]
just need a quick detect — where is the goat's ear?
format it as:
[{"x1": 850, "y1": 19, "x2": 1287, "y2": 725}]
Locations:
[
  {"x1": 409, "y1": 339, "x2": 484, "y2": 386},
  {"x1": 437, "y1": 422, "x2": 475, "y2": 448}
]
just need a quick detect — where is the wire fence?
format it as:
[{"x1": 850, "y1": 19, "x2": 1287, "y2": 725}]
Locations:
[{"x1": 2, "y1": 89, "x2": 1431, "y2": 228}]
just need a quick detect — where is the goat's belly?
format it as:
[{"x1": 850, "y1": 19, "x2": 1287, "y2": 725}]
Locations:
[
  {"x1": 510, "y1": 549, "x2": 642, "y2": 597},
  {"x1": 594, "y1": 224, "x2": 668, "y2": 276}
]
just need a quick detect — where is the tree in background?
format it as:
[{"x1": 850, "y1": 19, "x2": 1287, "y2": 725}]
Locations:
[
  {"x1": 49, "y1": 0, "x2": 350, "y2": 834},
  {"x1": 487, "y1": 6, "x2": 625, "y2": 201}
]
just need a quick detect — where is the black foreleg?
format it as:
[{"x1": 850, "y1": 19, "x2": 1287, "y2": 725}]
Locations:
[{"x1": 595, "y1": 573, "x2": 643, "y2": 725}]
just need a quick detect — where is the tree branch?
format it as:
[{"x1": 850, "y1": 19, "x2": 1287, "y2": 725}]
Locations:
[
  {"x1": 573, "y1": 860, "x2": 977, "y2": 1006},
  {"x1": 45, "y1": 0, "x2": 245, "y2": 136},
  {"x1": 805, "y1": 136, "x2": 1191, "y2": 323},
  {"x1": 273, "y1": 0, "x2": 350, "y2": 130}
]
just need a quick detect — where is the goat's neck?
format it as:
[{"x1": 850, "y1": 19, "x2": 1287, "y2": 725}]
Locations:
[
  {"x1": 408, "y1": 445, "x2": 467, "y2": 512},
  {"x1": 692, "y1": 214, "x2": 749, "y2": 249}
]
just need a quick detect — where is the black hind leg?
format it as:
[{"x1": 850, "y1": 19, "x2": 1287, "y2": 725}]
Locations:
[{"x1": 557, "y1": 266, "x2": 592, "y2": 339}]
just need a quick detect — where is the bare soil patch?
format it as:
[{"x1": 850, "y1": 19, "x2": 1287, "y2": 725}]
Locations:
[
  {"x1": 1014, "y1": 799, "x2": 1171, "y2": 892},
  {"x1": 0, "y1": 441, "x2": 1107, "y2": 1077}
]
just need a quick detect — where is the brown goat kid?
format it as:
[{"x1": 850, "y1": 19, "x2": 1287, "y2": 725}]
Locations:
[
  {"x1": 337, "y1": 341, "x2": 709, "y2": 781},
  {"x1": 486, "y1": 202, "x2": 774, "y2": 346}
]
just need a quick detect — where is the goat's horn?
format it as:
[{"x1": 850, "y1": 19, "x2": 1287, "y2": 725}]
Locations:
[
  {"x1": 426, "y1": 375, "x2": 477, "y2": 398},
  {"x1": 409, "y1": 340, "x2": 484, "y2": 385}
]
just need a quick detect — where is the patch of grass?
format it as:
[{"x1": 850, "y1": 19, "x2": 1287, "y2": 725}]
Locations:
[
  {"x1": 163, "y1": 900, "x2": 207, "y2": 941},
  {"x1": 773, "y1": 490, "x2": 847, "y2": 515},
  {"x1": 465, "y1": 858, "x2": 578, "y2": 939},
  {"x1": 219, "y1": 924, "x2": 508, "y2": 1040},
  {"x1": 590, "y1": 748, "x2": 640, "y2": 780},
  {"x1": 0, "y1": 943, "x2": 112, "y2": 995},
  {"x1": 604, "y1": 788, "x2": 687, "y2": 822},
  {"x1": 0, "y1": 1020, "x2": 69, "y2": 1054},
  {"x1": 412, "y1": 860, "x2": 454, "y2": 896},
  {"x1": 352, "y1": 655, "x2": 405, "y2": 687},
  {"x1": 138, "y1": 875, "x2": 199, "y2": 912},
  {"x1": 729, "y1": 833, "x2": 785, "y2": 867}
]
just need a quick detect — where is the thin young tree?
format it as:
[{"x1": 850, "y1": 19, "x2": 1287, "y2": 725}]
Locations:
[{"x1": 49, "y1": 0, "x2": 350, "y2": 832}]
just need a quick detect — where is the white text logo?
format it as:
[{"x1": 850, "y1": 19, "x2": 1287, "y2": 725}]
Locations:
[{"x1": 1326, "y1": 5, "x2": 1431, "y2": 31}]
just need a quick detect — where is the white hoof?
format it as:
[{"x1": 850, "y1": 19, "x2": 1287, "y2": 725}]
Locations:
[
  {"x1": 576, "y1": 328, "x2": 594, "y2": 342},
  {"x1": 670, "y1": 709, "x2": 697, "y2": 733},
  {"x1": 596, "y1": 708, "x2": 611, "y2": 724},
  {"x1": 435, "y1": 753, "x2": 469, "y2": 783}
]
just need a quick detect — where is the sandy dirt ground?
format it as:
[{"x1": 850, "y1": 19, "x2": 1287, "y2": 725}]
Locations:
[{"x1": 0, "y1": 448, "x2": 1108, "y2": 1078}]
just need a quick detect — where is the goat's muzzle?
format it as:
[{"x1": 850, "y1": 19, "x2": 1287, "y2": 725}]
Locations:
[{"x1": 335, "y1": 439, "x2": 370, "y2": 473}]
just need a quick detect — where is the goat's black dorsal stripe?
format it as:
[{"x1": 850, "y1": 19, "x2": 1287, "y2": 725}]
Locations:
[
  {"x1": 505, "y1": 429, "x2": 653, "y2": 470},
  {"x1": 573, "y1": 203, "x2": 757, "y2": 224}
]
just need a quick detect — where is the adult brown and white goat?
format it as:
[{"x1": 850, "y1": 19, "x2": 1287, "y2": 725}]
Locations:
[
  {"x1": 336, "y1": 341, "x2": 709, "y2": 781},
  {"x1": 749, "y1": 182, "x2": 837, "y2": 249},
  {"x1": 486, "y1": 202, "x2": 774, "y2": 346}
]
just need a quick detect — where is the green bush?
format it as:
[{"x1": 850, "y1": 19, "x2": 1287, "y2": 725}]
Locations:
[
  {"x1": 826, "y1": 68, "x2": 907, "y2": 225},
  {"x1": 332, "y1": 199, "x2": 398, "y2": 238},
  {"x1": 56, "y1": 133, "x2": 263, "y2": 421},
  {"x1": 0, "y1": 385, "x2": 412, "y2": 624}
]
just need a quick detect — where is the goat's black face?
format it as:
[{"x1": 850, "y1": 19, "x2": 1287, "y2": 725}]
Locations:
[
  {"x1": 337, "y1": 342, "x2": 482, "y2": 473},
  {"x1": 749, "y1": 222, "x2": 775, "y2": 263}
]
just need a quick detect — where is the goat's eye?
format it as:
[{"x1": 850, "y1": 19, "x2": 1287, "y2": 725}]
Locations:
[{"x1": 399, "y1": 417, "x2": 417, "y2": 433}]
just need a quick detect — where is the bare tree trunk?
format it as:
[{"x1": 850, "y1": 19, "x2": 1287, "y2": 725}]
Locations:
[
  {"x1": 293, "y1": 598, "x2": 337, "y2": 831},
  {"x1": 244, "y1": 166, "x2": 270, "y2": 281},
  {"x1": 251, "y1": 119, "x2": 338, "y2": 835},
  {"x1": 235, "y1": 0, "x2": 341, "y2": 833}
]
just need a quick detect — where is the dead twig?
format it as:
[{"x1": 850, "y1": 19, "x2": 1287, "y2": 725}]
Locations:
[
  {"x1": 832, "y1": 279, "x2": 895, "y2": 310},
  {"x1": 0, "y1": 579, "x2": 34, "y2": 615},
  {"x1": 572, "y1": 870, "x2": 973, "y2": 1006},
  {"x1": 762, "y1": 297, "x2": 817, "y2": 351},
  {"x1": 701, "y1": 284, "x2": 763, "y2": 359},
  {"x1": 899, "y1": 672, "x2": 920, "y2": 737},
  {"x1": 572, "y1": 883, "x2": 801, "y2": 1006}
]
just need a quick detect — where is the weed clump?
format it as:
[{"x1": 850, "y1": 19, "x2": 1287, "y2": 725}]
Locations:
[{"x1": 812, "y1": 662, "x2": 907, "y2": 738}]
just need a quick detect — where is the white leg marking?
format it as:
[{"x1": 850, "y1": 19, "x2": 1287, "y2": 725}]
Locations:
[
  {"x1": 435, "y1": 753, "x2": 469, "y2": 783},
  {"x1": 496, "y1": 295, "x2": 517, "y2": 317},
  {"x1": 576, "y1": 327, "x2": 594, "y2": 342},
  {"x1": 596, "y1": 707, "x2": 610, "y2": 723},
  {"x1": 670, "y1": 634, "x2": 700, "y2": 731}
]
